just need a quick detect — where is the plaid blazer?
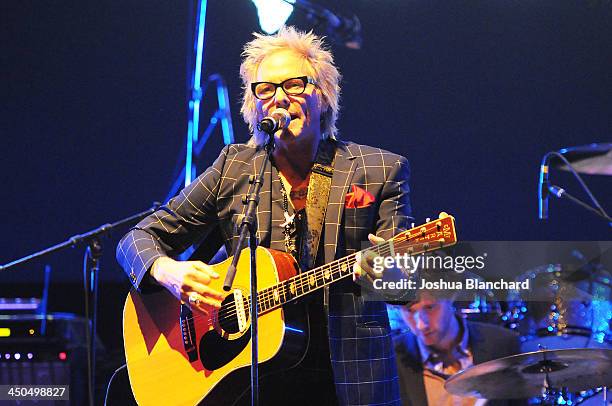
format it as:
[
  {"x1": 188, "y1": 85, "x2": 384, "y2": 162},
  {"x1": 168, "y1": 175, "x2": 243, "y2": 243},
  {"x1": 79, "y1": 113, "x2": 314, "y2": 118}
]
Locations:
[{"x1": 117, "y1": 138, "x2": 413, "y2": 406}]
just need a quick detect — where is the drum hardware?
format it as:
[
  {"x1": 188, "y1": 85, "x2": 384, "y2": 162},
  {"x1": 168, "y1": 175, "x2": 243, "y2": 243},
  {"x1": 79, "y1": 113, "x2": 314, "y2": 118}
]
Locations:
[
  {"x1": 553, "y1": 143, "x2": 612, "y2": 176},
  {"x1": 506, "y1": 263, "x2": 612, "y2": 352},
  {"x1": 444, "y1": 348, "x2": 612, "y2": 404},
  {"x1": 459, "y1": 292, "x2": 505, "y2": 325},
  {"x1": 450, "y1": 271, "x2": 505, "y2": 324},
  {"x1": 524, "y1": 346, "x2": 570, "y2": 404}
]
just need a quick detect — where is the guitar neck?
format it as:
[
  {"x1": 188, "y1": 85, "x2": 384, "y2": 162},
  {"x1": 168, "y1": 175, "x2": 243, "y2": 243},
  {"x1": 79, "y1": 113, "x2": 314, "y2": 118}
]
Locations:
[
  {"x1": 256, "y1": 250, "x2": 359, "y2": 314},
  {"x1": 254, "y1": 215, "x2": 457, "y2": 315}
]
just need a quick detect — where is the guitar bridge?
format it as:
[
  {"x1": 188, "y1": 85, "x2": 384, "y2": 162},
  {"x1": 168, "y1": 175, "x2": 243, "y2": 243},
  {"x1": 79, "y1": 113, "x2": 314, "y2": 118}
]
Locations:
[{"x1": 180, "y1": 304, "x2": 199, "y2": 362}]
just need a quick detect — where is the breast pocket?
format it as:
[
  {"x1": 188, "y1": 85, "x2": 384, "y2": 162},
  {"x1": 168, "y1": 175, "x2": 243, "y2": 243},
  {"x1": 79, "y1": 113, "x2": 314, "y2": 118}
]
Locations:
[{"x1": 343, "y1": 206, "x2": 375, "y2": 251}]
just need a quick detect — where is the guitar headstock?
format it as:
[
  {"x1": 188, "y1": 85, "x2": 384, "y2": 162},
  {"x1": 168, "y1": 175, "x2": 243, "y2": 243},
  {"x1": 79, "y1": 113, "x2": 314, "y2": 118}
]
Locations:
[{"x1": 392, "y1": 212, "x2": 457, "y2": 254}]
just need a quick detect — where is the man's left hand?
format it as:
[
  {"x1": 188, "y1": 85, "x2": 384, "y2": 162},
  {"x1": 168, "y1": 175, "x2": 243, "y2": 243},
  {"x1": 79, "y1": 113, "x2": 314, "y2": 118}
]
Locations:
[{"x1": 353, "y1": 233, "x2": 385, "y2": 284}]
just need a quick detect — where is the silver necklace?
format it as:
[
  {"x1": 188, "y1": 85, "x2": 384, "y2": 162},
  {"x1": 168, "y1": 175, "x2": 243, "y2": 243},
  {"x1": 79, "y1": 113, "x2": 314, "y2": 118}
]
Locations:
[{"x1": 279, "y1": 178, "x2": 298, "y2": 257}]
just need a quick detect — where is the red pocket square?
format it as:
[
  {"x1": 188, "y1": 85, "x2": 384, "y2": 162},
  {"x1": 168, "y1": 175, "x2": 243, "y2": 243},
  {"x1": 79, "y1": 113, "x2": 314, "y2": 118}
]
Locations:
[{"x1": 345, "y1": 185, "x2": 375, "y2": 208}]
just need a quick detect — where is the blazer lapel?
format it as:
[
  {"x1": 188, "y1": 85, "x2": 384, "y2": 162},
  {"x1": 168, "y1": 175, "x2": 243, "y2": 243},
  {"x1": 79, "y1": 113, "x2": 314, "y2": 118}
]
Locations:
[{"x1": 323, "y1": 141, "x2": 357, "y2": 263}]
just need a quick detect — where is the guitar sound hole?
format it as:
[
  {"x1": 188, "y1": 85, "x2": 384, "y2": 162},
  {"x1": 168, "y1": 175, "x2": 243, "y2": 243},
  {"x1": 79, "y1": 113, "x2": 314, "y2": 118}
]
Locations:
[{"x1": 218, "y1": 294, "x2": 250, "y2": 334}]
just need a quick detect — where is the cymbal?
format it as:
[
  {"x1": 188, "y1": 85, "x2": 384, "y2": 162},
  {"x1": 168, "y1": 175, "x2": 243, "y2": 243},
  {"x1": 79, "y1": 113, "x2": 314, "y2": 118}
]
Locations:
[
  {"x1": 553, "y1": 143, "x2": 612, "y2": 176},
  {"x1": 444, "y1": 348, "x2": 612, "y2": 399}
]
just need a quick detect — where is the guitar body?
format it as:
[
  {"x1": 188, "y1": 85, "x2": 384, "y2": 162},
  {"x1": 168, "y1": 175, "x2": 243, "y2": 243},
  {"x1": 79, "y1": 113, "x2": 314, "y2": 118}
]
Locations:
[{"x1": 123, "y1": 247, "x2": 308, "y2": 406}]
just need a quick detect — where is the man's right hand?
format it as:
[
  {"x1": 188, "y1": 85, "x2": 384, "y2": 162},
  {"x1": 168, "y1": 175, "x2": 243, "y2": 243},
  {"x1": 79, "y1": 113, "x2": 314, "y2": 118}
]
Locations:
[{"x1": 149, "y1": 257, "x2": 225, "y2": 315}]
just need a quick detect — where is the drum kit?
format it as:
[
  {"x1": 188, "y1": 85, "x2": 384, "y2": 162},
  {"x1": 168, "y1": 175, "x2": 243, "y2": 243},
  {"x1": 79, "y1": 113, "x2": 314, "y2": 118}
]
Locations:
[
  {"x1": 507, "y1": 262, "x2": 612, "y2": 353},
  {"x1": 391, "y1": 143, "x2": 612, "y2": 404},
  {"x1": 449, "y1": 260, "x2": 612, "y2": 405}
]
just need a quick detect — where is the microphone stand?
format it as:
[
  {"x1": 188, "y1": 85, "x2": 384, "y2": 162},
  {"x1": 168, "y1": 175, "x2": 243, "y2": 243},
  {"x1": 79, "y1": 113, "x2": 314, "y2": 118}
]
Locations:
[
  {"x1": 548, "y1": 185, "x2": 612, "y2": 226},
  {"x1": 538, "y1": 150, "x2": 611, "y2": 227},
  {"x1": 0, "y1": 203, "x2": 160, "y2": 405},
  {"x1": 223, "y1": 133, "x2": 275, "y2": 406}
]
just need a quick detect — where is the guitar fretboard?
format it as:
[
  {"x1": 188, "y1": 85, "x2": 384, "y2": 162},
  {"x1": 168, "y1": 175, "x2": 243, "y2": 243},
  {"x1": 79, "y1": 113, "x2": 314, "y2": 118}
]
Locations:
[{"x1": 252, "y1": 215, "x2": 456, "y2": 315}]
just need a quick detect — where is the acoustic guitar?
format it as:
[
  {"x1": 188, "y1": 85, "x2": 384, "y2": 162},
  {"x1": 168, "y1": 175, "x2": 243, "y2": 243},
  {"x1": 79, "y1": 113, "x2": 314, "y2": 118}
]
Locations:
[{"x1": 122, "y1": 213, "x2": 457, "y2": 405}]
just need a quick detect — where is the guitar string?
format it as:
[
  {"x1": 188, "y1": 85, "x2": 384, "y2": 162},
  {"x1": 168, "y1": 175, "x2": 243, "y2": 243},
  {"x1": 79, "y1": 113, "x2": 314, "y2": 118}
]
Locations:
[
  {"x1": 191, "y1": 232, "x2": 445, "y2": 325},
  {"x1": 185, "y1": 249, "x2": 364, "y2": 325},
  {"x1": 188, "y1": 239, "x2": 440, "y2": 327},
  {"x1": 182, "y1": 223, "x2": 450, "y2": 324},
  {"x1": 187, "y1": 238, "x2": 439, "y2": 326},
  {"x1": 212, "y1": 239, "x2": 440, "y2": 323},
  {"x1": 211, "y1": 223, "x2": 447, "y2": 320},
  {"x1": 187, "y1": 224, "x2": 449, "y2": 324}
]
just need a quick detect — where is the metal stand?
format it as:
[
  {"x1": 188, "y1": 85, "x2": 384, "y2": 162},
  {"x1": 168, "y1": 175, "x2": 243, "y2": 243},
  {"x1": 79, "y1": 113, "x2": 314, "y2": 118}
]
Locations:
[
  {"x1": 223, "y1": 134, "x2": 275, "y2": 406},
  {"x1": 538, "y1": 150, "x2": 611, "y2": 227},
  {"x1": 83, "y1": 237, "x2": 102, "y2": 405},
  {"x1": 548, "y1": 184, "x2": 612, "y2": 226},
  {"x1": 168, "y1": 72, "x2": 235, "y2": 202},
  {"x1": 174, "y1": 0, "x2": 234, "y2": 202},
  {"x1": 0, "y1": 203, "x2": 160, "y2": 405}
]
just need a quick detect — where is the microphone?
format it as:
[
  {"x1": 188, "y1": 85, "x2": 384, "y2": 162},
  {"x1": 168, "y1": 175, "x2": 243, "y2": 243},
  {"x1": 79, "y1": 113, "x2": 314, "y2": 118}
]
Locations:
[
  {"x1": 538, "y1": 153, "x2": 551, "y2": 220},
  {"x1": 548, "y1": 184, "x2": 565, "y2": 198},
  {"x1": 257, "y1": 108, "x2": 291, "y2": 134}
]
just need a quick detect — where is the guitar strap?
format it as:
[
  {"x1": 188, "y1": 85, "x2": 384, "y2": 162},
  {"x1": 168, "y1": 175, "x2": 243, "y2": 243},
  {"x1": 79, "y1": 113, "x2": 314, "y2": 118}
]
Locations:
[{"x1": 299, "y1": 139, "x2": 335, "y2": 271}]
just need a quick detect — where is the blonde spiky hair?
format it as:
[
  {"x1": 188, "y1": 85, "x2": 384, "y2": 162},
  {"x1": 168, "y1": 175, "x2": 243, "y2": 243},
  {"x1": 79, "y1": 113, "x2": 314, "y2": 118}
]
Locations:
[{"x1": 239, "y1": 26, "x2": 341, "y2": 147}]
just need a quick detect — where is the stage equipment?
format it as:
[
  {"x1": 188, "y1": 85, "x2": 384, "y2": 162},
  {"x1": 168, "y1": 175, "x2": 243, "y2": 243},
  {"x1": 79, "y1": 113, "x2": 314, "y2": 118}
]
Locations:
[
  {"x1": 538, "y1": 143, "x2": 611, "y2": 225},
  {"x1": 0, "y1": 312, "x2": 88, "y2": 405},
  {"x1": 459, "y1": 291, "x2": 503, "y2": 324},
  {"x1": 0, "y1": 298, "x2": 41, "y2": 314},
  {"x1": 173, "y1": 71, "x2": 235, "y2": 199},
  {"x1": 506, "y1": 263, "x2": 611, "y2": 352},
  {"x1": 0, "y1": 203, "x2": 160, "y2": 406},
  {"x1": 292, "y1": 0, "x2": 362, "y2": 49},
  {"x1": 178, "y1": 0, "x2": 234, "y2": 198},
  {"x1": 252, "y1": 0, "x2": 295, "y2": 34},
  {"x1": 445, "y1": 348, "x2": 612, "y2": 403},
  {"x1": 257, "y1": 108, "x2": 291, "y2": 134},
  {"x1": 222, "y1": 124, "x2": 276, "y2": 406},
  {"x1": 252, "y1": 0, "x2": 362, "y2": 49},
  {"x1": 556, "y1": 143, "x2": 612, "y2": 176}
]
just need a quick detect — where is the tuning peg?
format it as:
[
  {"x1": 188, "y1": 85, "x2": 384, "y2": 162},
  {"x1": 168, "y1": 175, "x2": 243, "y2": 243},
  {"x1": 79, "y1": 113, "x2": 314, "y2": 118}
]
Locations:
[
  {"x1": 410, "y1": 222, "x2": 415, "y2": 228},
  {"x1": 425, "y1": 217, "x2": 431, "y2": 223}
]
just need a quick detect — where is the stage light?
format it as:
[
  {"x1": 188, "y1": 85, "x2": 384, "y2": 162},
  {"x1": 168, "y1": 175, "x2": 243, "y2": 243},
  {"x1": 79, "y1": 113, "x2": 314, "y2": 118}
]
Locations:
[
  {"x1": 27, "y1": 353, "x2": 33, "y2": 360},
  {"x1": 253, "y1": 0, "x2": 295, "y2": 34},
  {"x1": 14, "y1": 353, "x2": 21, "y2": 360},
  {"x1": 0, "y1": 328, "x2": 10, "y2": 337},
  {"x1": 58, "y1": 352, "x2": 67, "y2": 361}
]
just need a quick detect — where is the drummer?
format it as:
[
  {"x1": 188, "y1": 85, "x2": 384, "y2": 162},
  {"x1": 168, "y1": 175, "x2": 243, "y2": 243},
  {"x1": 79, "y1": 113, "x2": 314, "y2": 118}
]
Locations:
[{"x1": 393, "y1": 269, "x2": 526, "y2": 406}]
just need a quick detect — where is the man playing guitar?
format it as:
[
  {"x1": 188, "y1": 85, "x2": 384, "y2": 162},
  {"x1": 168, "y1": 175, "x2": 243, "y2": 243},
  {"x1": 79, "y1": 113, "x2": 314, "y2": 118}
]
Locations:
[{"x1": 117, "y1": 26, "x2": 415, "y2": 405}]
